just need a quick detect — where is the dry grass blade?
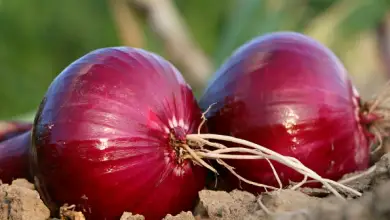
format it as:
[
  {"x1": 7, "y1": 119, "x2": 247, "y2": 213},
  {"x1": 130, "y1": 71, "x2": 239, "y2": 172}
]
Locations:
[
  {"x1": 108, "y1": 0, "x2": 144, "y2": 48},
  {"x1": 130, "y1": 0, "x2": 213, "y2": 89}
]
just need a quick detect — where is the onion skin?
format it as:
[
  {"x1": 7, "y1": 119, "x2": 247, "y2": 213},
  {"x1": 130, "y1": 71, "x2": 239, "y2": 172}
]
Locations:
[
  {"x1": 199, "y1": 32, "x2": 370, "y2": 192},
  {"x1": 0, "y1": 130, "x2": 32, "y2": 184},
  {"x1": 30, "y1": 47, "x2": 206, "y2": 220},
  {"x1": 0, "y1": 121, "x2": 32, "y2": 142}
]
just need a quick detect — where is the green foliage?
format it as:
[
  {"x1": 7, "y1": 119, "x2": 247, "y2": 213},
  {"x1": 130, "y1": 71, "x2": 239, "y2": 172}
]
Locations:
[
  {"x1": 338, "y1": 0, "x2": 388, "y2": 36},
  {"x1": 175, "y1": 0, "x2": 230, "y2": 56},
  {"x1": 0, "y1": 0, "x2": 118, "y2": 119}
]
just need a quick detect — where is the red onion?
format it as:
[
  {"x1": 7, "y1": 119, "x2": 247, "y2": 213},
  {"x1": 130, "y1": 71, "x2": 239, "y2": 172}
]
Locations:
[
  {"x1": 29, "y1": 47, "x2": 206, "y2": 219},
  {"x1": 0, "y1": 130, "x2": 32, "y2": 184},
  {"x1": 0, "y1": 121, "x2": 32, "y2": 142},
  {"x1": 199, "y1": 32, "x2": 378, "y2": 193}
]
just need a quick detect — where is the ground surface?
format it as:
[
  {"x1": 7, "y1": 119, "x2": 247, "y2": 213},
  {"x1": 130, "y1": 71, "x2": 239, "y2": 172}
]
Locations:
[{"x1": 1, "y1": 153, "x2": 390, "y2": 220}]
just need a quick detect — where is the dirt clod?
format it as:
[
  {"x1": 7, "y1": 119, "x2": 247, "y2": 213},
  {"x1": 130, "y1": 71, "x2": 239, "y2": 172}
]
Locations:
[
  {"x1": 194, "y1": 189, "x2": 258, "y2": 219},
  {"x1": 11, "y1": 179, "x2": 35, "y2": 190},
  {"x1": 278, "y1": 181, "x2": 390, "y2": 220},
  {"x1": 120, "y1": 212, "x2": 145, "y2": 220},
  {"x1": 59, "y1": 204, "x2": 86, "y2": 220},
  {"x1": 0, "y1": 179, "x2": 50, "y2": 220},
  {"x1": 194, "y1": 189, "x2": 333, "y2": 220},
  {"x1": 163, "y1": 212, "x2": 195, "y2": 220},
  {"x1": 372, "y1": 153, "x2": 390, "y2": 186},
  {"x1": 260, "y1": 189, "x2": 323, "y2": 212}
]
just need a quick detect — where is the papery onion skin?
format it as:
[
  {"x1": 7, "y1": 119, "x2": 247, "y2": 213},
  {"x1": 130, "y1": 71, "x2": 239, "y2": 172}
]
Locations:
[
  {"x1": 0, "y1": 130, "x2": 32, "y2": 184},
  {"x1": 199, "y1": 32, "x2": 370, "y2": 192},
  {"x1": 30, "y1": 47, "x2": 206, "y2": 220},
  {"x1": 0, "y1": 121, "x2": 32, "y2": 142}
]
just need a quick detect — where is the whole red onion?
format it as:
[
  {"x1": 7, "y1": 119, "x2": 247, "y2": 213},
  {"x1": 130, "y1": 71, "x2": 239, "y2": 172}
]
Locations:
[
  {"x1": 0, "y1": 130, "x2": 32, "y2": 184},
  {"x1": 30, "y1": 47, "x2": 206, "y2": 219},
  {"x1": 199, "y1": 32, "x2": 373, "y2": 193}
]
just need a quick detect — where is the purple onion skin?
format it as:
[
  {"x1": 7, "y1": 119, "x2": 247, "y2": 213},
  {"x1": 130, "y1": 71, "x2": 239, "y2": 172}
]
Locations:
[
  {"x1": 199, "y1": 32, "x2": 370, "y2": 193},
  {"x1": 30, "y1": 47, "x2": 206, "y2": 220},
  {"x1": 0, "y1": 130, "x2": 32, "y2": 184},
  {"x1": 0, "y1": 121, "x2": 32, "y2": 142}
]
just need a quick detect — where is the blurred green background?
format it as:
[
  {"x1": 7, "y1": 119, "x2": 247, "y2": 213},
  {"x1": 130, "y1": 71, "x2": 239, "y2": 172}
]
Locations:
[{"x1": 1, "y1": 0, "x2": 390, "y2": 121}]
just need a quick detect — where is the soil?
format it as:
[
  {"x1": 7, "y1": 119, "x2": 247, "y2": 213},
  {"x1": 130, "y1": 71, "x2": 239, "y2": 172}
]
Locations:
[
  {"x1": 1, "y1": 153, "x2": 390, "y2": 220},
  {"x1": 0, "y1": 179, "x2": 50, "y2": 220}
]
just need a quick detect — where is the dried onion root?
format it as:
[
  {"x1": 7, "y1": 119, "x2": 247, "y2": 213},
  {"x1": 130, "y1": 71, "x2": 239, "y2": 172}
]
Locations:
[
  {"x1": 363, "y1": 81, "x2": 390, "y2": 156},
  {"x1": 185, "y1": 133, "x2": 361, "y2": 200}
]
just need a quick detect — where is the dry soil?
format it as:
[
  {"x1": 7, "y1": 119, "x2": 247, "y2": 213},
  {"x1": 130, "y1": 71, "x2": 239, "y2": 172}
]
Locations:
[{"x1": 1, "y1": 153, "x2": 390, "y2": 220}]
